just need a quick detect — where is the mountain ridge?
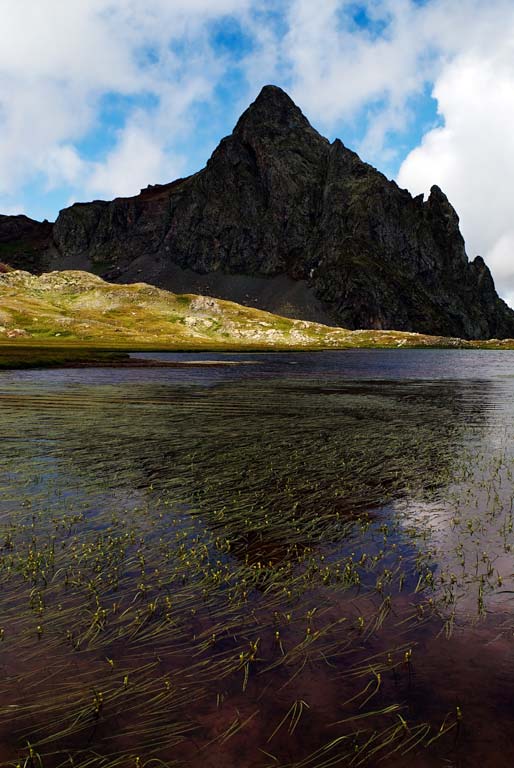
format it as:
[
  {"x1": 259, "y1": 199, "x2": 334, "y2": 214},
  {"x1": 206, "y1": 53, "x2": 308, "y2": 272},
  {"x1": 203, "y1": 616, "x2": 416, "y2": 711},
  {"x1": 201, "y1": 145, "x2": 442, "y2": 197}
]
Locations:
[{"x1": 1, "y1": 84, "x2": 513, "y2": 340}]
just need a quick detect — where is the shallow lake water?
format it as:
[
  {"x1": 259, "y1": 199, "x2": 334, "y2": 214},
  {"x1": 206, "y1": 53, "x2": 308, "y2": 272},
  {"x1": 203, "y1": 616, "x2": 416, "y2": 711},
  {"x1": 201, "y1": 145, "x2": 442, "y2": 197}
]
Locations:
[{"x1": 1, "y1": 350, "x2": 514, "y2": 767}]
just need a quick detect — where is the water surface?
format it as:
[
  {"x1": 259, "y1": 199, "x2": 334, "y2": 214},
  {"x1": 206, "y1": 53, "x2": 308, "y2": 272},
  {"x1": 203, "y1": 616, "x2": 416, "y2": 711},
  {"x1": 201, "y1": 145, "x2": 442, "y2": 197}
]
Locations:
[{"x1": 1, "y1": 350, "x2": 514, "y2": 767}]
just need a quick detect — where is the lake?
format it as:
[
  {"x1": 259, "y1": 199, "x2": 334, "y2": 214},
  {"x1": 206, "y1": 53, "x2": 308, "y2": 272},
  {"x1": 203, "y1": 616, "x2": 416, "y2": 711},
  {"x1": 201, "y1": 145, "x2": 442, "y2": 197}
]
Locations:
[{"x1": 1, "y1": 350, "x2": 514, "y2": 767}]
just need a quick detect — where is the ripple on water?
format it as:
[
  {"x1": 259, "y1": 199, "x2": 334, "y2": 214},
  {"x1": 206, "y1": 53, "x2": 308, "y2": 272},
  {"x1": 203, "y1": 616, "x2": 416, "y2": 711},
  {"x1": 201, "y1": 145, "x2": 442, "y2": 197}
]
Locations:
[{"x1": 0, "y1": 350, "x2": 513, "y2": 766}]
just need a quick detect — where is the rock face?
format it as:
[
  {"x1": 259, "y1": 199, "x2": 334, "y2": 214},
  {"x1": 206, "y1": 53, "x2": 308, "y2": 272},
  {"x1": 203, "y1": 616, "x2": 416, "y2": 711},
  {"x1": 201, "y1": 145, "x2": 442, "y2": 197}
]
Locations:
[
  {"x1": 0, "y1": 214, "x2": 54, "y2": 273},
  {"x1": 1, "y1": 85, "x2": 513, "y2": 339}
]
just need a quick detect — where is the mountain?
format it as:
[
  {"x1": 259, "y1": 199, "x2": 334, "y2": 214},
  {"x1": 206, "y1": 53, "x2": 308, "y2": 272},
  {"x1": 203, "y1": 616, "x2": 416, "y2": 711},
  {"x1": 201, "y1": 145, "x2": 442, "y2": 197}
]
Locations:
[{"x1": 1, "y1": 85, "x2": 513, "y2": 340}]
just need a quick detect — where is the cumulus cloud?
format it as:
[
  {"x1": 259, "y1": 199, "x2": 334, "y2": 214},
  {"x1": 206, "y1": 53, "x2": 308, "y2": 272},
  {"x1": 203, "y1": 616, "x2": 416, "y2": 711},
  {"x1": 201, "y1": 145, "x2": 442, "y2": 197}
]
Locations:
[
  {"x1": 281, "y1": 0, "x2": 427, "y2": 133},
  {"x1": 0, "y1": 203, "x2": 25, "y2": 216},
  {"x1": 398, "y1": 43, "x2": 514, "y2": 305},
  {"x1": 255, "y1": 1, "x2": 513, "y2": 156},
  {"x1": 86, "y1": 124, "x2": 184, "y2": 199},
  {"x1": 1, "y1": 0, "x2": 514, "y2": 302},
  {"x1": 0, "y1": 0, "x2": 251, "y2": 200}
]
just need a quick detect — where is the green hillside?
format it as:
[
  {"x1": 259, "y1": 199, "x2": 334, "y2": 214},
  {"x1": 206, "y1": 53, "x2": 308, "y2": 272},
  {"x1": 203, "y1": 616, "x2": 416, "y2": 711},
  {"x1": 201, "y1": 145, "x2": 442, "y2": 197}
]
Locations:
[{"x1": 0, "y1": 270, "x2": 512, "y2": 366}]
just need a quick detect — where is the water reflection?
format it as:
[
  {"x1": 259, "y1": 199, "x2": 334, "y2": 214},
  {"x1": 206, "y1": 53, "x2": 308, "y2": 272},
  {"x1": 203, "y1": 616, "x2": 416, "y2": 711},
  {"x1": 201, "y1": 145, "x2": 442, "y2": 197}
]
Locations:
[
  {"x1": 0, "y1": 377, "x2": 493, "y2": 551},
  {"x1": 0, "y1": 351, "x2": 513, "y2": 767}
]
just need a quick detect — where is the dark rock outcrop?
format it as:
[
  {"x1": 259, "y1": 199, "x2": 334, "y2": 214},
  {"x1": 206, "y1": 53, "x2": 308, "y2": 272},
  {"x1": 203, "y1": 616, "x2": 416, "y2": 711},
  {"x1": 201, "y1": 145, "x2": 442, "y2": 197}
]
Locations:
[
  {"x1": 0, "y1": 215, "x2": 54, "y2": 273},
  {"x1": 1, "y1": 84, "x2": 513, "y2": 339}
]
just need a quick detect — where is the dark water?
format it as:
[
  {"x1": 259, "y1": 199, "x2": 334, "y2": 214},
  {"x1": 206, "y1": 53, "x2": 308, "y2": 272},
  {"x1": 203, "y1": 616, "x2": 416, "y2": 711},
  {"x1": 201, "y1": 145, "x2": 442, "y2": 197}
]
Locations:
[
  {"x1": 1, "y1": 350, "x2": 514, "y2": 767},
  {"x1": 131, "y1": 347, "x2": 514, "y2": 381}
]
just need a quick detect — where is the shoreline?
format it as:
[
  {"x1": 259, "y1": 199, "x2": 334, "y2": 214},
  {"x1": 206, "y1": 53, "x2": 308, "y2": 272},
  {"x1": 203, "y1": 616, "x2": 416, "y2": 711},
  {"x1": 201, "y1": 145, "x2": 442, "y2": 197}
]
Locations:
[
  {"x1": 55, "y1": 358, "x2": 256, "y2": 368},
  {"x1": 0, "y1": 343, "x2": 513, "y2": 371}
]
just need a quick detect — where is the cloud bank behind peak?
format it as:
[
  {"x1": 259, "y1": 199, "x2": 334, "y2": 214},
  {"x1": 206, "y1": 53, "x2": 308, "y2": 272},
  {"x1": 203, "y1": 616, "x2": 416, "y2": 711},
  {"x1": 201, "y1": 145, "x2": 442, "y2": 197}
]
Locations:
[{"x1": 1, "y1": 0, "x2": 514, "y2": 304}]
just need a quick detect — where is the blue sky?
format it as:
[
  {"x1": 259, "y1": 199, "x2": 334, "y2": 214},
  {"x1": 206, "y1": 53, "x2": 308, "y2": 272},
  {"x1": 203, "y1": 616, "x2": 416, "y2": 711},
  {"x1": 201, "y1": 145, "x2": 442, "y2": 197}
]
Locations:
[{"x1": 1, "y1": 0, "x2": 514, "y2": 304}]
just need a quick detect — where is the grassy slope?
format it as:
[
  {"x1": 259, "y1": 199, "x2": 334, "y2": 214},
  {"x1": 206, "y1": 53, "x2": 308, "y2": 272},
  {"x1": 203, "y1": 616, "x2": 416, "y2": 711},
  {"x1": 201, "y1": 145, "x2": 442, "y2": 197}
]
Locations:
[{"x1": 0, "y1": 269, "x2": 513, "y2": 368}]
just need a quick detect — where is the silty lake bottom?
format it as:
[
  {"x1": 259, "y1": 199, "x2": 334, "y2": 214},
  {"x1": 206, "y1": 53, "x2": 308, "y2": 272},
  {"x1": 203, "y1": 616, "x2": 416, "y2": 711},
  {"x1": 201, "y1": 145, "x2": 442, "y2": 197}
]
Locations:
[{"x1": 2, "y1": 350, "x2": 514, "y2": 768}]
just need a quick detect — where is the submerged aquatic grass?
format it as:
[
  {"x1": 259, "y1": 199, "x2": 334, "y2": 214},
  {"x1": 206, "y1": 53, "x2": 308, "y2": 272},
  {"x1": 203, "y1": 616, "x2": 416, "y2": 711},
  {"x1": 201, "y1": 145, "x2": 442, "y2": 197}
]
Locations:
[{"x1": 0, "y1": 359, "x2": 513, "y2": 766}]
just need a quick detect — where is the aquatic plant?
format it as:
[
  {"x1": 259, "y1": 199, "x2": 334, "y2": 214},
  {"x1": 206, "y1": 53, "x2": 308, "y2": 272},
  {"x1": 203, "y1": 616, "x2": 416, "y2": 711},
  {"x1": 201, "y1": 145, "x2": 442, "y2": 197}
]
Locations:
[{"x1": 0, "y1": 370, "x2": 511, "y2": 766}]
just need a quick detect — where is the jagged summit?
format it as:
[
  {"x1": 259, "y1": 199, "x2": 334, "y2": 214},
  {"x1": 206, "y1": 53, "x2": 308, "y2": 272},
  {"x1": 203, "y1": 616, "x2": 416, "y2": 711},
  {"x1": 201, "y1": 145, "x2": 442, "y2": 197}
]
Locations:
[
  {"x1": 234, "y1": 84, "x2": 319, "y2": 136},
  {"x1": 0, "y1": 85, "x2": 513, "y2": 340}
]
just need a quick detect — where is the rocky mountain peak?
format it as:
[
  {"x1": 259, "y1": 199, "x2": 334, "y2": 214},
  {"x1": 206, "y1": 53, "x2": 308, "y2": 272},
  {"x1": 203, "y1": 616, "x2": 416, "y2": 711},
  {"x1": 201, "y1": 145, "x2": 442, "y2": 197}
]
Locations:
[
  {"x1": 427, "y1": 184, "x2": 458, "y2": 216},
  {"x1": 0, "y1": 85, "x2": 513, "y2": 340},
  {"x1": 233, "y1": 84, "x2": 323, "y2": 141}
]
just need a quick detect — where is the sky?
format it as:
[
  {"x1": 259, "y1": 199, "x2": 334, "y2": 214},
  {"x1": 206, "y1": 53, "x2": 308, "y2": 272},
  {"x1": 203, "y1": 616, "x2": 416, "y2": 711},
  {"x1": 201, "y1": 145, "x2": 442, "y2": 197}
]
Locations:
[{"x1": 1, "y1": 0, "x2": 514, "y2": 305}]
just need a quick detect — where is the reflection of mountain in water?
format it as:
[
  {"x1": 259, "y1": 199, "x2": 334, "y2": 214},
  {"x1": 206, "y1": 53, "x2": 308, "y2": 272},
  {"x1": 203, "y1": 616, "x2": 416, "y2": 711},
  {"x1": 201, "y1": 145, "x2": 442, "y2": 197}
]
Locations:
[
  {"x1": 0, "y1": 375, "x2": 496, "y2": 561},
  {"x1": 162, "y1": 379, "x2": 494, "y2": 561}
]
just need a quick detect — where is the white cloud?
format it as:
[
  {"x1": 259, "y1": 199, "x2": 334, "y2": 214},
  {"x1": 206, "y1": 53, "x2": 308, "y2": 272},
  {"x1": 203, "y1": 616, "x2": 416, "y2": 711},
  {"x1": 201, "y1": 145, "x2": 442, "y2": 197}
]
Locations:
[
  {"x1": 282, "y1": 0, "x2": 426, "y2": 130},
  {"x1": 398, "y1": 46, "x2": 514, "y2": 304},
  {"x1": 1, "y1": 0, "x2": 514, "y2": 305},
  {"x1": 86, "y1": 124, "x2": 184, "y2": 199},
  {"x1": 39, "y1": 146, "x2": 87, "y2": 190},
  {"x1": 0, "y1": 0, "x2": 251, "y2": 201},
  {"x1": 0, "y1": 203, "x2": 25, "y2": 217}
]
